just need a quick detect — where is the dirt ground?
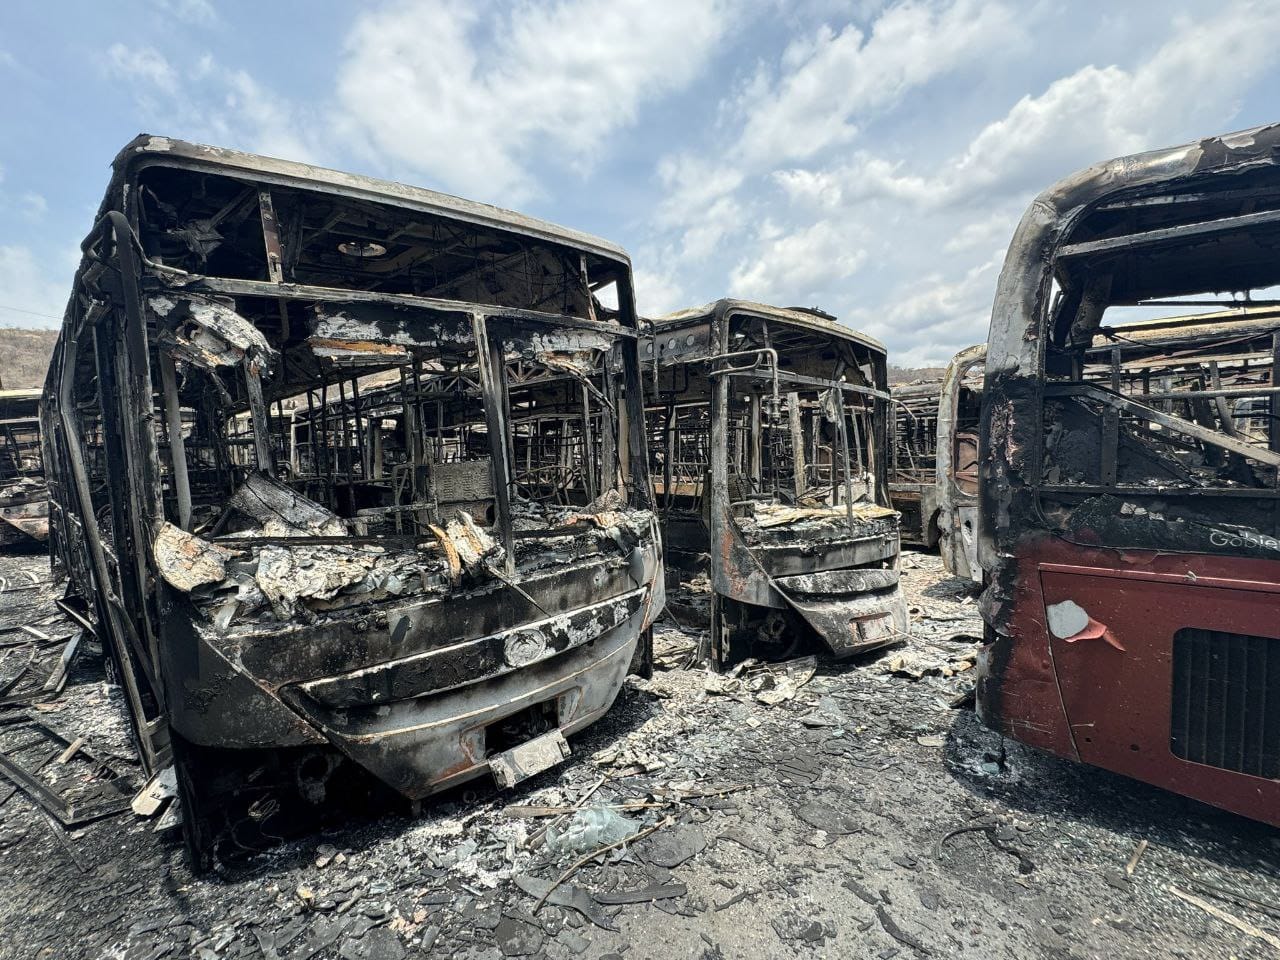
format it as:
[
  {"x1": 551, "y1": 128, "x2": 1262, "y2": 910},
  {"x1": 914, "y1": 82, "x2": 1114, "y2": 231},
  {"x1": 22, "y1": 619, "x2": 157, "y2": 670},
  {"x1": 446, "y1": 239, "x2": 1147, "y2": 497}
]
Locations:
[{"x1": 1, "y1": 547, "x2": 1278, "y2": 960}]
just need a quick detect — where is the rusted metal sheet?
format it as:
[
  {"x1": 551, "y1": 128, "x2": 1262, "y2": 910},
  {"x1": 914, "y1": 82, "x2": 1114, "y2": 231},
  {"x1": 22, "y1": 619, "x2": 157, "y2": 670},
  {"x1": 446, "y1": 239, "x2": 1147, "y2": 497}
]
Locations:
[
  {"x1": 977, "y1": 120, "x2": 1280, "y2": 827},
  {"x1": 773, "y1": 568, "x2": 903, "y2": 657},
  {"x1": 644, "y1": 299, "x2": 907, "y2": 668},
  {"x1": 153, "y1": 523, "x2": 230, "y2": 591},
  {"x1": 41, "y1": 135, "x2": 665, "y2": 866},
  {"x1": 489, "y1": 729, "x2": 572, "y2": 789},
  {"x1": 0, "y1": 507, "x2": 49, "y2": 545}
]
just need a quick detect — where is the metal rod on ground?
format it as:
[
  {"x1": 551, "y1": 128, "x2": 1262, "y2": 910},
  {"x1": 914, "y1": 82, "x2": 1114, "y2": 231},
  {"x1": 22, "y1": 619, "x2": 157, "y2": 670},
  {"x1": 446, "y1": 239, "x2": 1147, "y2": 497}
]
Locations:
[
  {"x1": 39, "y1": 808, "x2": 88, "y2": 874},
  {"x1": 1167, "y1": 885, "x2": 1280, "y2": 951},
  {"x1": 1124, "y1": 839, "x2": 1149, "y2": 876},
  {"x1": 1173, "y1": 869, "x2": 1280, "y2": 920},
  {"x1": 533, "y1": 815, "x2": 676, "y2": 913}
]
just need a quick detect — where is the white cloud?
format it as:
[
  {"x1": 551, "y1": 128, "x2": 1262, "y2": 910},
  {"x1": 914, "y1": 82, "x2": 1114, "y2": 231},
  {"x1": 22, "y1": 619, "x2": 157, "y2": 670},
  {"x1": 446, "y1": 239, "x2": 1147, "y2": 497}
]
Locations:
[
  {"x1": 655, "y1": 156, "x2": 745, "y2": 230},
  {"x1": 942, "y1": 207, "x2": 1019, "y2": 254},
  {"x1": 335, "y1": 0, "x2": 743, "y2": 201},
  {"x1": 646, "y1": 0, "x2": 1026, "y2": 318},
  {"x1": 946, "y1": 0, "x2": 1280, "y2": 202},
  {"x1": 0, "y1": 245, "x2": 70, "y2": 329},
  {"x1": 676, "y1": 195, "x2": 746, "y2": 262},
  {"x1": 106, "y1": 43, "x2": 178, "y2": 93},
  {"x1": 852, "y1": 251, "x2": 1004, "y2": 365},
  {"x1": 732, "y1": 0, "x2": 1021, "y2": 167},
  {"x1": 18, "y1": 193, "x2": 47, "y2": 221},
  {"x1": 218, "y1": 70, "x2": 316, "y2": 163},
  {"x1": 774, "y1": 154, "x2": 931, "y2": 208},
  {"x1": 730, "y1": 219, "x2": 867, "y2": 303},
  {"x1": 667, "y1": 0, "x2": 1280, "y2": 369},
  {"x1": 152, "y1": 0, "x2": 218, "y2": 25},
  {"x1": 102, "y1": 45, "x2": 319, "y2": 164},
  {"x1": 651, "y1": 156, "x2": 749, "y2": 263},
  {"x1": 633, "y1": 263, "x2": 688, "y2": 318},
  {"x1": 736, "y1": 0, "x2": 1280, "y2": 226}
]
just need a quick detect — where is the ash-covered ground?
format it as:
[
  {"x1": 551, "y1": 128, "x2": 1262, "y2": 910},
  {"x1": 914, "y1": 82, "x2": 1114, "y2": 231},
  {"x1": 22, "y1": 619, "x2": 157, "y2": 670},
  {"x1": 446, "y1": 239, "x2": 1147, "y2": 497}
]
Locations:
[{"x1": 1, "y1": 548, "x2": 1278, "y2": 960}]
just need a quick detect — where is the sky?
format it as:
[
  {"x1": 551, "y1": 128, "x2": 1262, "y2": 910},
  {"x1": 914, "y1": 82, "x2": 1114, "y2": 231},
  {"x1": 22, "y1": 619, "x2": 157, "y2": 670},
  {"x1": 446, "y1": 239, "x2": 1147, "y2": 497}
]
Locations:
[{"x1": 2, "y1": 0, "x2": 1280, "y2": 365}]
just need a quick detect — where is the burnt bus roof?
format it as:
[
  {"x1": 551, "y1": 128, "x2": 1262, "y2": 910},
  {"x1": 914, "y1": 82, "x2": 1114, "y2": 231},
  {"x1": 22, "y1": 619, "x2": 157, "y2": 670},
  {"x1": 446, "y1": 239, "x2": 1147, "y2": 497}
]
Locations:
[
  {"x1": 48, "y1": 135, "x2": 637, "y2": 401},
  {"x1": 651, "y1": 298, "x2": 887, "y2": 357},
  {"x1": 0, "y1": 389, "x2": 42, "y2": 404},
  {"x1": 987, "y1": 121, "x2": 1280, "y2": 376},
  {"x1": 1091, "y1": 303, "x2": 1280, "y2": 350},
  {"x1": 101, "y1": 134, "x2": 631, "y2": 266},
  {"x1": 0, "y1": 390, "x2": 41, "y2": 424}
]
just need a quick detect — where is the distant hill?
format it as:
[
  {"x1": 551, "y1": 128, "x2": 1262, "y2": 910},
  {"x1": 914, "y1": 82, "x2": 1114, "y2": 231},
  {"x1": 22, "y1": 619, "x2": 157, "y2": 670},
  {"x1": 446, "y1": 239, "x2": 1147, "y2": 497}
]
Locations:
[
  {"x1": 0, "y1": 328, "x2": 59, "y2": 390},
  {"x1": 888, "y1": 365, "x2": 945, "y2": 385}
]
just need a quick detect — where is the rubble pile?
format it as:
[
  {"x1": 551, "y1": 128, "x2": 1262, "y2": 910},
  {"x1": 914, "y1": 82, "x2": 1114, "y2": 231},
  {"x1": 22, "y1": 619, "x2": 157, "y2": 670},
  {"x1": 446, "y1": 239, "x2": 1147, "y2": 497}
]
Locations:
[{"x1": 739, "y1": 501, "x2": 899, "y2": 540}]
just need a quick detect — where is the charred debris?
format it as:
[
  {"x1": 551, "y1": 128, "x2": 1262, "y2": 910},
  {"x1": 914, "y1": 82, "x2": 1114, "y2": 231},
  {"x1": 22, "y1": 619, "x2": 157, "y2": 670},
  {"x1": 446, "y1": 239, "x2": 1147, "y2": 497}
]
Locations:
[
  {"x1": 976, "y1": 121, "x2": 1280, "y2": 827},
  {"x1": 643, "y1": 300, "x2": 908, "y2": 668},
  {"x1": 39, "y1": 136, "x2": 666, "y2": 865}
]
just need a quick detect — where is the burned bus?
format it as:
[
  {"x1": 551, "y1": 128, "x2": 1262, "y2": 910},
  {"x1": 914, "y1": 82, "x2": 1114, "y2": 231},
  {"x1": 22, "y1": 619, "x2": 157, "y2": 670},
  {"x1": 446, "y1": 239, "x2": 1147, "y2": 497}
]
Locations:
[
  {"x1": 0, "y1": 389, "x2": 49, "y2": 548},
  {"x1": 645, "y1": 300, "x2": 907, "y2": 667},
  {"x1": 42, "y1": 136, "x2": 664, "y2": 862},
  {"x1": 888, "y1": 345, "x2": 984, "y2": 581},
  {"x1": 934, "y1": 344, "x2": 985, "y2": 582},
  {"x1": 888, "y1": 379, "x2": 944, "y2": 549},
  {"x1": 977, "y1": 122, "x2": 1280, "y2": 826}
]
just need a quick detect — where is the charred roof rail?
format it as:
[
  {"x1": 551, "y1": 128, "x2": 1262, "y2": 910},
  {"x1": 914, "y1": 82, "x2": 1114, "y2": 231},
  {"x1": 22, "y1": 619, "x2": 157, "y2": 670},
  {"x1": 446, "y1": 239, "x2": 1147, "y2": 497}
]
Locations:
[
  {"x1": 736, "y1": 370, "x2": 890, "y2": 402},
  {"x1": 1056, "y1": 206, "x2": 1280, "y2": 259}
]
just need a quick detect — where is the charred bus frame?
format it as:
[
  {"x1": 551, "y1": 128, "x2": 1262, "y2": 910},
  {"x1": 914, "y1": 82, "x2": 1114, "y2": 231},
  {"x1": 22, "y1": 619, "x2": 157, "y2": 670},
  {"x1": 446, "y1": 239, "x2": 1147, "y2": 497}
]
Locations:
[
  {"x1": 888, "y1": 379, "x2": 944, "y2": 550},
  {"x1": 888, "y1": 345, "x2": 984, "y2": 581},
  {"x1": 977, "y1": 122, "x2": 1280, "y2": 826},
  {"x1": 934, "y1": 344, "x2": 985, "y2": 583},
  {"x1": 645, "y1": 300, "x2": 907, "y2": 668},
  {"x1": 42, "y1": 136, "x2": 664, "y2": 863},
  {"x1": 0, "y1": 389, "x2": 49, "y2": 548}
]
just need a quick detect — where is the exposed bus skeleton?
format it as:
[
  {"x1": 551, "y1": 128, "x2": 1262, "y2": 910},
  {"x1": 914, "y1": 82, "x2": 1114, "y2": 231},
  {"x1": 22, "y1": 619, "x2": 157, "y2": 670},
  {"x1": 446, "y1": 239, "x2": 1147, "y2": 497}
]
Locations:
[
  {"x1": 644, "y1": 300, "x2": 908, "y2": 668},
  {"x1": 977, "y1": 122, "x2": 1280, "y2": 826},
  {"x1": 0, "y1": 390, "x2": 49, "y2": 548},
  {"x1": 40, "y1": 137, "x2": 665, "y2": 864}
]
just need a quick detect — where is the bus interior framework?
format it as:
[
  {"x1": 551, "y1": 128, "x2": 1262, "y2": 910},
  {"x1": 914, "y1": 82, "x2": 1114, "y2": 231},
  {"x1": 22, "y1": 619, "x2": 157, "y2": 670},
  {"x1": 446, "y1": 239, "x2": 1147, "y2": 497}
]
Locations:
[{"x1": 41, "y1": 136, "x2": 665, "y2": 864}]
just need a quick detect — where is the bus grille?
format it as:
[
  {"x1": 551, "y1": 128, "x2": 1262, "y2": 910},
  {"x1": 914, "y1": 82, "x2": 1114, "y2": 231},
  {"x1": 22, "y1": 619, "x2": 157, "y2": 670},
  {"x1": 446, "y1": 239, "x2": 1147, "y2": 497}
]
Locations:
[{"x1": 1171, "y1": 628, "x2": 1280, "y2": 779}]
